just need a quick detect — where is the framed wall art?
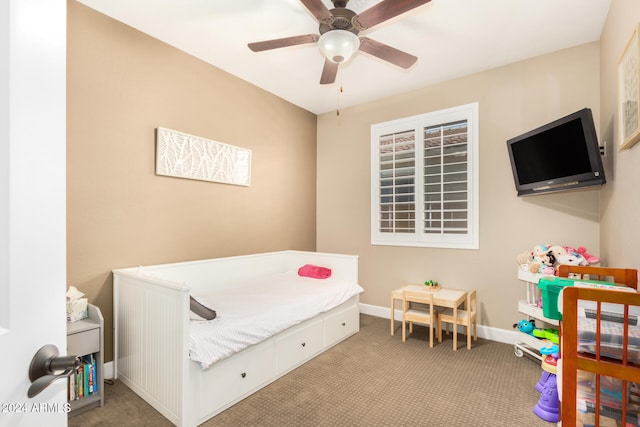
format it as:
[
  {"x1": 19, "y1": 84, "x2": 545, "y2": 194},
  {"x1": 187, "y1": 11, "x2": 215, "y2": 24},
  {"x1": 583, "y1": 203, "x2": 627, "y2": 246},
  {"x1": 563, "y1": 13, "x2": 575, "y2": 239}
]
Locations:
[
  {"x1": 618, "y1": 23, "x2": 640, "y2": 150},
  {"x1": 156, "y1": 127, "x2": 251, "y2": 186}
]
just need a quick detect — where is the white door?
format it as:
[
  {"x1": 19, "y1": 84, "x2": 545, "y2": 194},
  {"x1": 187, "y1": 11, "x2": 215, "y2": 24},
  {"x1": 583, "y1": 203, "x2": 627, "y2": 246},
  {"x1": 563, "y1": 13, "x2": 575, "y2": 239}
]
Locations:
[{"x1": 0, "y1": 1, "x2": 67, "y2": 426}]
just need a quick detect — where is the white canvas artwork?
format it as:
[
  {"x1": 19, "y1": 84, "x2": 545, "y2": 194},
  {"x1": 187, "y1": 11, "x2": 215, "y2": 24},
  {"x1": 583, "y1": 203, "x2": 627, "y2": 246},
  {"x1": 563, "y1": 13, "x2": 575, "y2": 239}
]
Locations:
[{"x1": 156, "y1": 127, "x2": 251, "y2": 186}]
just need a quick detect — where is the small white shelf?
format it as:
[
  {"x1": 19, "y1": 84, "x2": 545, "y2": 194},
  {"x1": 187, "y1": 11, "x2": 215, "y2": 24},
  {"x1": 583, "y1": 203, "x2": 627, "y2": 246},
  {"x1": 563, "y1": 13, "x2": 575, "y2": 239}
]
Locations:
[
  {"x1": 515, "y1": 269, "x2": 558, "y2": 359},
  {"x1": 517, "y1": 300, "x2": 559, "y2": 326},
  {"x1": 517, "y1": 331, "x2": 546, "y2": 350},
  {"x1": 517, "y1": 269, "x2": 547, "y2": 283}
]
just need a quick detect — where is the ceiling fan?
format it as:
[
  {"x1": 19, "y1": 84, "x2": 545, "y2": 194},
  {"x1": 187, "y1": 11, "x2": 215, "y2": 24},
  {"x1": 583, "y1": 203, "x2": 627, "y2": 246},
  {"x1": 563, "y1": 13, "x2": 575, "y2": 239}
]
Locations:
[{"x1": 248, "y1": 0, "x2": 432, "y2": 85}]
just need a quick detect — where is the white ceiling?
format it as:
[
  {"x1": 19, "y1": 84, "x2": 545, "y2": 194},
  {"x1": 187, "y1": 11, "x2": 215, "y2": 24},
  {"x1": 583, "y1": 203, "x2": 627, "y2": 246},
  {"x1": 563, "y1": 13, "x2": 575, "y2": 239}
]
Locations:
[{"x1": 76, "y1": 0, "x2": 611, "y2": 115}]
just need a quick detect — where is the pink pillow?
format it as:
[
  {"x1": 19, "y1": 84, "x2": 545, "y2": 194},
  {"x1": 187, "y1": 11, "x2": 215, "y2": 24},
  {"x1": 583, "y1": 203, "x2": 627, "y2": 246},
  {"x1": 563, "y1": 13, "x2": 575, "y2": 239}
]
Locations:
[{"x1": 297, "y1": 264, "x2": 332, "y2": 279}]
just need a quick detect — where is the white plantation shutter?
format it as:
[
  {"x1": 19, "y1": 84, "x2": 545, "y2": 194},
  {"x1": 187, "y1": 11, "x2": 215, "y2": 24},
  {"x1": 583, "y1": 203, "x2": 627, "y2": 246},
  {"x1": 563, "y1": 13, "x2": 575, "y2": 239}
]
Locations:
[
  {"x1": 379, "y1": 130, "x2": 416, "y2": 233},
  {"x1": 423, "y1": 120, "x2": 468, "y2": 235},
  {"x1": 371, "y1": 103, "x2": 479, "y2": 249}
]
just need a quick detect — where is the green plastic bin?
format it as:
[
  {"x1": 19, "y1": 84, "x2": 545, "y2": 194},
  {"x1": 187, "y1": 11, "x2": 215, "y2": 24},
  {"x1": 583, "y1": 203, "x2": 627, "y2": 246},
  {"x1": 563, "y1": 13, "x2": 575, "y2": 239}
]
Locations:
[{"x1": 537, "y1": 276, "x2": 617, "y2": 321}]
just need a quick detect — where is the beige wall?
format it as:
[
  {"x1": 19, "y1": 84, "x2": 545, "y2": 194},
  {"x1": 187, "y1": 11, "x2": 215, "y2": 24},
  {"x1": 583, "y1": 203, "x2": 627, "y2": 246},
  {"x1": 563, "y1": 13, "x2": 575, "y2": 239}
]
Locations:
[
  {"x1": 598, "y1": 1, "x2": 640, "y2": 270},
  {"x1": 67, "y1": 1, "x2": 318, "y2": 362},
  {"x1": 317, "y1": 43, "x2": 602, "y2": 331}
]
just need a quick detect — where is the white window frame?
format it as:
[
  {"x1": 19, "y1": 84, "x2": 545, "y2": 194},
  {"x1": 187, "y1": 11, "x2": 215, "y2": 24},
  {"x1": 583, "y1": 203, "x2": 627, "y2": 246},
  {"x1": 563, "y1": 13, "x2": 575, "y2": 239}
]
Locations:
[{"x1": 370, "y1": 102, "x2": 479, "y2": 249}]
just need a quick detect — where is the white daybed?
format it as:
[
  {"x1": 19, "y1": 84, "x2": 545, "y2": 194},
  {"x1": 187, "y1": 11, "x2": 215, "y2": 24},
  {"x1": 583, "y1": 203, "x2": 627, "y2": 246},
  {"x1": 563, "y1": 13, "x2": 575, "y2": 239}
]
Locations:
[{"x1": 113, "y1": 250, "x2": 362, "y2": 427}]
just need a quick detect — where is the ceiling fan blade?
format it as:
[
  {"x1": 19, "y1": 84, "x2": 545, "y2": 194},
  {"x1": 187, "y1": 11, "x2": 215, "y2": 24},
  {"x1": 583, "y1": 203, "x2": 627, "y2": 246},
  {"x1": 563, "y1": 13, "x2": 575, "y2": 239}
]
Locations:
[
  {"x1": 299, "y1": 0, "x2": 333, "y2": 24},
  {"x1": 320, "y1": 59, "x2": 339, "y2": 85},
  {"x1": 359, "y1": 37, "x2": 417, "y2": 69},
  {"x1": 248, "y1": 34, "x2": 319, "y2": 52},
  {"x1": 353, "y1": 0, "x2": 431, "y2": 30}
]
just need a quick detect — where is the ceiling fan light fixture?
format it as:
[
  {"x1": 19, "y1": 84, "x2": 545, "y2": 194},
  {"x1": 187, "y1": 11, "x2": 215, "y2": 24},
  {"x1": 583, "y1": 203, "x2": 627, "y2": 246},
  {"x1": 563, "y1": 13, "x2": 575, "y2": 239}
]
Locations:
[{"x1": 318, "y1": 30, "x2": 360, "y2": 63}]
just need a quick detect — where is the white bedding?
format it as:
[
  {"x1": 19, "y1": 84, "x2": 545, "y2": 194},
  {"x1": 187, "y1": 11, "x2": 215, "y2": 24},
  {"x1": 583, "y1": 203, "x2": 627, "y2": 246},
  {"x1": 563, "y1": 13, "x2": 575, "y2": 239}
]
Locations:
[{"x1": 189, "y1": 271, "x2": 364, "y2": 369}]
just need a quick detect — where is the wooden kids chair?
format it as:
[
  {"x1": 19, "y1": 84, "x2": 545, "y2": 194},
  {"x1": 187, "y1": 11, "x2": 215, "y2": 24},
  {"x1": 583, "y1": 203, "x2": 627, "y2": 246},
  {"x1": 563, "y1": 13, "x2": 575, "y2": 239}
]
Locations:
[
  {"x1": 438, "y1": 290, "x2": 477, "y2": 350},
  {"x1": 402, "y1": 290, "x2": 437, "y2": 347}
]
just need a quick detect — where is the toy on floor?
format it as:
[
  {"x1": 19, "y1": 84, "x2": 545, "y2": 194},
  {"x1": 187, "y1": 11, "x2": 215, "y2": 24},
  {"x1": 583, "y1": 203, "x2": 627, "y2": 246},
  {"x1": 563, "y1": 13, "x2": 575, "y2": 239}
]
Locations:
[{"x1": 534, "y1": 345, "x2": 559, "y2": 423}]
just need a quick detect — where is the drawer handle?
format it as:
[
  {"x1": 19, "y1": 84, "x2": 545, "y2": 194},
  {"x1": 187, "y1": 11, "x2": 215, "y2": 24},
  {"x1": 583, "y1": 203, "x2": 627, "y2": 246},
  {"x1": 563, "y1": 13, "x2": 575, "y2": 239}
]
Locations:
[
  {"x1": 301, "y1": 342, "x2": 306, "y2": 347},
  {"x1": 241, "y1": 372, "x2": 246, "y2": 379}
]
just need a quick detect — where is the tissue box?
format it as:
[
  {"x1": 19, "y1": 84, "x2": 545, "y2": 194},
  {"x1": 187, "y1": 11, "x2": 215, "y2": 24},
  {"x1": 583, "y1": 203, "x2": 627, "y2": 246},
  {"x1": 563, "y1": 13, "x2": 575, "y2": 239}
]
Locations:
[{"x1": 66, "y1": 298, "x2": 88, "y2": 322}]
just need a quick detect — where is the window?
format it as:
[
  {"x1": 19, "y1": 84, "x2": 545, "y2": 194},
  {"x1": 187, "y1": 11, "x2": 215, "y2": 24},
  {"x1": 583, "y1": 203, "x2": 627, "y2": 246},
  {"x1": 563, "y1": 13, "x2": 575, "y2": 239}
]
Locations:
[{"x1": 371, "y1": 103, "x2": 479, "y2": 249}]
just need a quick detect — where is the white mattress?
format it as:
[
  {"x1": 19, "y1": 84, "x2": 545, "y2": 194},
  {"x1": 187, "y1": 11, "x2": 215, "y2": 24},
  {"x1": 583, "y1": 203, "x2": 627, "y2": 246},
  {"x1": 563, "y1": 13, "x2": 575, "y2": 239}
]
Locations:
[{"x1": 189, "y1": 271, "x2": 364, "y2": 369}]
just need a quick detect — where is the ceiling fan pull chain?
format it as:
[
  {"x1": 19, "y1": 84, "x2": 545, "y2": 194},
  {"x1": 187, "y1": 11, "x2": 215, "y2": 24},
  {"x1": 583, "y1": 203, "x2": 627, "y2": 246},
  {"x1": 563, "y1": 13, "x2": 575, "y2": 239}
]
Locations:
[{"x1": 336, "y1": 70, "x2": 343, "y2": 116}]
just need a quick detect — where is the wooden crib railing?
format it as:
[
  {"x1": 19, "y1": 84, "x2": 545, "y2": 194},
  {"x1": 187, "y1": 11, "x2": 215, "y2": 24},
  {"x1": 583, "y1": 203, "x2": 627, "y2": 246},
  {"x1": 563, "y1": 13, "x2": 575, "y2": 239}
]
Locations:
[
  {"x1": 557, "y1": 265, "x2": 638, "y2": 290},
  {"x1": 561, "y1": 286, "x2": 640, "y2": 426}
]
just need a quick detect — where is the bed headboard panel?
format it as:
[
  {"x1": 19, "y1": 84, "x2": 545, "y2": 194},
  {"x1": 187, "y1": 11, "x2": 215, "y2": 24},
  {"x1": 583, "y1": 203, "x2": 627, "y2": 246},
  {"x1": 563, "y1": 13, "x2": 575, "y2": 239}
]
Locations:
[{"x1": 112, "y1": 272, "x2": 190, "y2": 425}]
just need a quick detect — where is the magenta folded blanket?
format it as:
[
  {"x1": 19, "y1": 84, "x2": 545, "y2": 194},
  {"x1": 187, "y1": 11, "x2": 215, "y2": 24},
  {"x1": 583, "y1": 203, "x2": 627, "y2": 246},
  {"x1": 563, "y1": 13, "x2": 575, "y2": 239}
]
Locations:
[{"x1": 297, "y1": 264, "x2": 332, "y2": 279}]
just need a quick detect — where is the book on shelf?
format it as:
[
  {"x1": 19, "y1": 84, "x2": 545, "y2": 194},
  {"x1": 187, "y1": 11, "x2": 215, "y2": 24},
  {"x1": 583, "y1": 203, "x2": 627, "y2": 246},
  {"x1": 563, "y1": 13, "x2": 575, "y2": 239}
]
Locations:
[{"x1": 68, "y1": 353, "x2": 98, "y2": 401}]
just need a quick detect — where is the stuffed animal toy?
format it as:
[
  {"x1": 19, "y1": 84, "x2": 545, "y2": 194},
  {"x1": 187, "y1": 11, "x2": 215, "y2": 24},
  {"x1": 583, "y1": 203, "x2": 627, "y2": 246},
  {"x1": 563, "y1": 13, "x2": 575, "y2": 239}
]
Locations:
[
  {"x1": 565, "y1": 246, "x2": 600, "y2": 265},
  {"x1": 516, "y1": 251, "x2": 533, "y2": 270},
  {"x1": 513, "y1": 319, "x2": 536, "y2": 335},
  {"x1": 547, "y1": 245, "x2": 567, "y2": 266},
  {"x1": 540, "y1": 266, "x2": 555, "y2": 275},
  {"x1": 529, "y1": 261, "x2": 542, "y2": 274},
  {"x1": 514, "y1": 320, "x2": 559, "y2": 344},
  {"x1": 532, "y1": 244, "x2": 549, "y2": 262},
  {"x1": 538, "y1": 250, "x2": 556, "y2": 275},
  {"x1": 556, "y1": 253, "x2": 584, "y2": 267}
]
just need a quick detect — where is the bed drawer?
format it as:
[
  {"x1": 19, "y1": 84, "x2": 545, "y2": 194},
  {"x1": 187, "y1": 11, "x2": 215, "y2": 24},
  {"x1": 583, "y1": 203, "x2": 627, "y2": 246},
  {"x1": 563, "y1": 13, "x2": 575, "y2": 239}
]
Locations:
[
  {"x1": 275, "y1": 319, "x2": 324, "y2": 374},
  {"x1": 325, "y1": 304, "x2": 359, "y2": 347},
  {"x1": 198, "y1": 340, "x2": 276, "y2": 416}
]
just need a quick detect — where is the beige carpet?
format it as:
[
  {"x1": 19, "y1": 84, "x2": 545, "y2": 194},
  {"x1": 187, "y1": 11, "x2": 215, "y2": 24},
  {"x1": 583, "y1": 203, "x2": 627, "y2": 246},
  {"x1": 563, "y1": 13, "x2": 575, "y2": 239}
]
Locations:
[{"x1": 70, "y1": 315, "x2": 554, "y2": 426}]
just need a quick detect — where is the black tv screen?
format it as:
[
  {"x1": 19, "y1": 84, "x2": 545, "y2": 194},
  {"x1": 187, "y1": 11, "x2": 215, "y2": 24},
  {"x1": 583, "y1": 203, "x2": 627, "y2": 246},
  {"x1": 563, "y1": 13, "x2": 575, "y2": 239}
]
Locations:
[{"x1": 507, "y1": 108, "x2": 605, "y2": 196}]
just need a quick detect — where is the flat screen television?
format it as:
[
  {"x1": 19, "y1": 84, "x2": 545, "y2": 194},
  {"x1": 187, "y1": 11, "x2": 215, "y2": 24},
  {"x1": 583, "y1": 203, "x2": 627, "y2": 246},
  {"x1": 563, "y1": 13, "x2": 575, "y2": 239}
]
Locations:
[{"x1": 506, "y1": 108, "x2": 606, "y2": 196}]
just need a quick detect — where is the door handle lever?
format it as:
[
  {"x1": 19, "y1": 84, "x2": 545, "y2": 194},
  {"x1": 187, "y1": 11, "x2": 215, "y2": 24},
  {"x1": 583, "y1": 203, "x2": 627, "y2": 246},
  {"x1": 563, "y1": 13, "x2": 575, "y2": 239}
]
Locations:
[{"x1": 28, "y1": 344, "x2": 79, "y2": 398}]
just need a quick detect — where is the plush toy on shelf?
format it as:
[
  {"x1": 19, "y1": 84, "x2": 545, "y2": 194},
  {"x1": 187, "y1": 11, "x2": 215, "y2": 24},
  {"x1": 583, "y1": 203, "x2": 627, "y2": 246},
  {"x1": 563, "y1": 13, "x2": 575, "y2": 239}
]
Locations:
[
  {"x1": 564, "y1": 245, "x2": 600, "y2": 265},
  {"x1": 516, "y1": 244, "x2": 601, "y2": 276},
  {"x1": 513, "y1": 319, "x2": 537, "y2": 335},
  {"x1": 538, "y1": 251, "x2": 556, "y2": 275},
  {"x1": 516, "y1": 251, "x2": 533, "y2": 267},
  {"x1": 532, "y1": 244, "x2": 550, "y2": 261},
  {"x1": 513, "y1": 319, "x2": 559, "y2": 344},
  {"x1": 547, "y1": 245, "x2": 567, "y2": 265},
  {"x1": 556, "y1": 253, "x2": 585, "y2": 267},
  {"x1": 525, "y1": 244, "x2": 558, "y2": 274}
]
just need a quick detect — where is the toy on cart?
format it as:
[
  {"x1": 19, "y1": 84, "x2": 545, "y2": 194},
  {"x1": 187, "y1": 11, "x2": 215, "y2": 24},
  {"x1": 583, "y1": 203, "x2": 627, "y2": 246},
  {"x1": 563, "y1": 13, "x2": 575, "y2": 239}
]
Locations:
[
  {"x1": 513, "y1": 319, "x2": 559, "y2": 344},
  {"x1": 534, "y1": 345, "x2": 559, "y2": 423},
  {"x1": 532, "y1": 328, "x2": 559, "y2": 344}
]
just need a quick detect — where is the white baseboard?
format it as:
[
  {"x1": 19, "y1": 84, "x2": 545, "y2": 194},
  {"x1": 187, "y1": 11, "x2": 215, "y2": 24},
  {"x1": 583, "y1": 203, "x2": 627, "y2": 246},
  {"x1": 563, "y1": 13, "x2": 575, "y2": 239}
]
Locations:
[{"x1": 359, "y1": 302, "x2": 517, "y2": 346}]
